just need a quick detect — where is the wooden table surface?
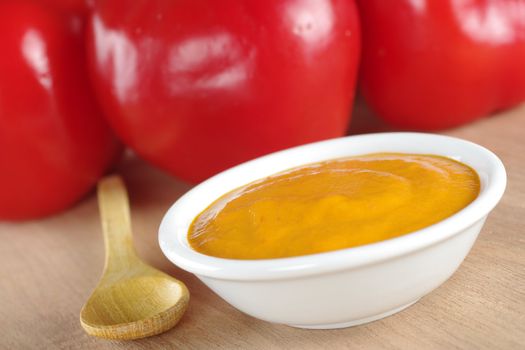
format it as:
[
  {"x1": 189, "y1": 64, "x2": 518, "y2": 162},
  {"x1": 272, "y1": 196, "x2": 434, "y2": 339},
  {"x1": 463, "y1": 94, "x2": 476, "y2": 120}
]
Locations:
[{"x1": 1, "y1": 104, "x2": 524, "y2": 350}]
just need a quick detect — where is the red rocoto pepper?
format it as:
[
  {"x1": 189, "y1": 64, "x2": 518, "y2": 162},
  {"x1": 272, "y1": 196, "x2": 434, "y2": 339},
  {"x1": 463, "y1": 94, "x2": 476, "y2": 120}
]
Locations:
[
  {"x1": 39, "y1": 0, "x2": 92, "y2": 14},
  {"x1": 87, "y1": 0, "x2": 361, "y2": 182},
  {"x1": 0, "y1": 1, "x2": 120, "y2": 220},
  {"x1": 357, "y1": 0, "x2": 525, "y2": 130}
]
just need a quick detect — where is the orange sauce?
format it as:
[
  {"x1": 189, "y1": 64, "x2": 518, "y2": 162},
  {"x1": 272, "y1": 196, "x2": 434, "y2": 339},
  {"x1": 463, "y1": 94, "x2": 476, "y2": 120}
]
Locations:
[{"x1": 189, "y1": 153, "x2": 480, "y2": 259}]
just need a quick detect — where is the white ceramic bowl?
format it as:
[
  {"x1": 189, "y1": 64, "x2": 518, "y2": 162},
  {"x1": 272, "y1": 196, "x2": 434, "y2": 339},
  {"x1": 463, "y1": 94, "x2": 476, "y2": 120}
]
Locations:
[{"x1": 159, "y1": 132, "x2": 506, "y2": 329}]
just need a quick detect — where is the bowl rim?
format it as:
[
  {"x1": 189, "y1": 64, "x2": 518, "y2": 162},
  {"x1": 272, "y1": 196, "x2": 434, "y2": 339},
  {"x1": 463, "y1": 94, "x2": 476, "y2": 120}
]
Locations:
[{"x1": 159, "y1": 132, "x2": 507, "y2": 281}]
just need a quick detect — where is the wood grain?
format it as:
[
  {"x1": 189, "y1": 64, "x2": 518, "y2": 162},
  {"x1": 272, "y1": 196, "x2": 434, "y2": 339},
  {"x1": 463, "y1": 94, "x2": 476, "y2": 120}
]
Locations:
[
  {"x1": 1, "y1": 104, "x2": 524, "y2": 349},
  {"x1": 80, "y1": 176, "x2": 189, "y2": 340}
]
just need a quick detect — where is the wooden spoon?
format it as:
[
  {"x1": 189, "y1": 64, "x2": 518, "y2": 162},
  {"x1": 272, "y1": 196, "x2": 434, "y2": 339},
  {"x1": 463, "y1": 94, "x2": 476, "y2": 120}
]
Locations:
[{"x1": 80, "y1": 175, "x2": 189, "y2": 340}]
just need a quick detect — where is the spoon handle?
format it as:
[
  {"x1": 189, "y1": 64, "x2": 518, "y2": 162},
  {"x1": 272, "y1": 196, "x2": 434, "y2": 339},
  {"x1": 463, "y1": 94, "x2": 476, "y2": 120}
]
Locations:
[{"x1": 97, "y1": 175, "x2": 139, "y2": 272}]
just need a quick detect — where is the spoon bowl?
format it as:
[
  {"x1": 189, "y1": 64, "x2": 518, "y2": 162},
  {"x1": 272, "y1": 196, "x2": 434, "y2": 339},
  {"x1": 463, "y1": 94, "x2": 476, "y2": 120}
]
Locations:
[
  {"x1": 80, "y1": 176, "x2": 189, "y2": 340},
  {"x1": 81, "y1": 266, "x2": 188, "y2": 338}
]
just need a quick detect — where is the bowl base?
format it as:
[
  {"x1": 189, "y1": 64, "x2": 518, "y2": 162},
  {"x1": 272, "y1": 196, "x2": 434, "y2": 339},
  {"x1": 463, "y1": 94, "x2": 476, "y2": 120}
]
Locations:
[{"x1": 288, "y1": 298, "x2": 420, "y2": 330}]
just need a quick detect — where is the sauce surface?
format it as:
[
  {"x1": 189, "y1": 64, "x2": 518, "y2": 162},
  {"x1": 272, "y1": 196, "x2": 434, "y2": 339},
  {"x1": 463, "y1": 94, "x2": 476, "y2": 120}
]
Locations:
[{"x1": 188, "y1": 153, "x2": 480, "y2": 259}]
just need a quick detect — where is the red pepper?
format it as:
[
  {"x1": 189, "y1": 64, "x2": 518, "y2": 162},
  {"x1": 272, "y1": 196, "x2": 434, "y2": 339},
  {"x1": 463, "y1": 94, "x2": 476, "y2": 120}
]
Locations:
[
  {"x1": 0, "y1": 1, "x2": 120, "y2": 220},
  {"x1": 357, "y1": 0, "x2": 525, "y2": 130},
  {"x1": 87, "y1": 0, "x2": 361, "y2": 182},
  {"x1": 38, "y1": 0, "x2": 92, "y2": 14}
]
